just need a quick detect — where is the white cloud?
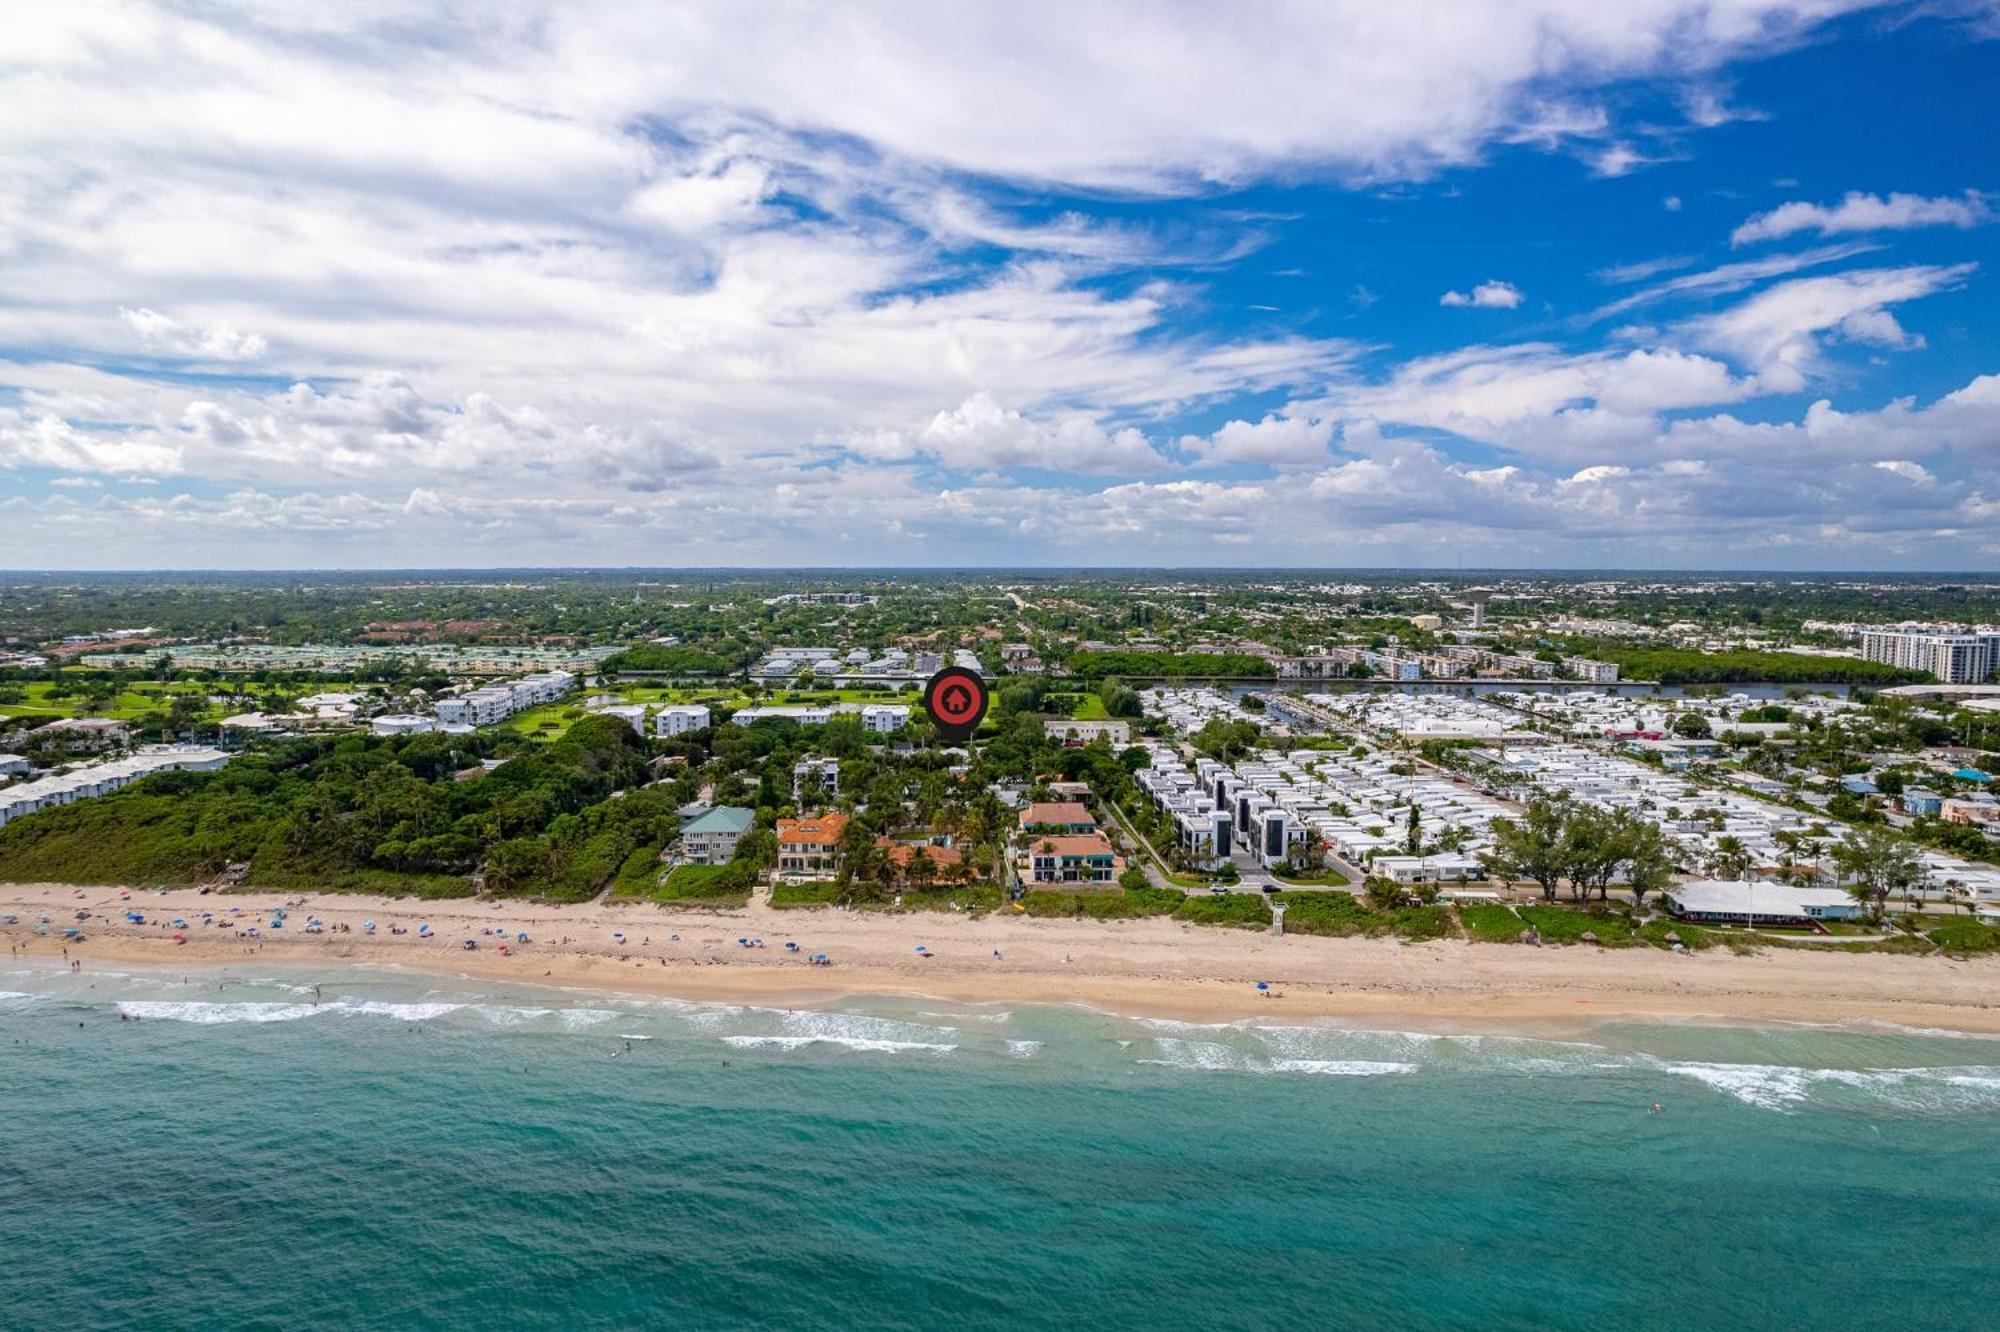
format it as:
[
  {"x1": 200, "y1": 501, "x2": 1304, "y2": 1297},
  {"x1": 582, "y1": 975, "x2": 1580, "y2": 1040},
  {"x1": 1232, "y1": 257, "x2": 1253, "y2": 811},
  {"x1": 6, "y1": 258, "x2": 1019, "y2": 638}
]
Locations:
[
  {"x1": 852, "y1": 393, "x2": 1167, "y2": 475},
  {"x1": 119, "y1": 307, "x2": 267, "y2": 361},
  {"x1": 1182, "y1": 415, "x2": 1334, "y2": 466},
  {"x1": 1440, "y1": 280, "x2": 1524, "y2": 309},
  {"x1": 2, "y1": 0, "x2": 1995, "y2": 570},
  {"x1": 1587, "y1": 243, "x2": 1876, "y2": 320},
  {"x1": 1874, "y1": 459, "x2": 1933, "y2": 484},
  {"x1": 1684, "y1": 263, "x2": 1974, "y2": 388},
  {"x1": 1300, "y1": 343, "x2": 1757, "y2": 457},
  {"x1": 1732, "y1": 190, "x2": 1991, "y2": 245}
]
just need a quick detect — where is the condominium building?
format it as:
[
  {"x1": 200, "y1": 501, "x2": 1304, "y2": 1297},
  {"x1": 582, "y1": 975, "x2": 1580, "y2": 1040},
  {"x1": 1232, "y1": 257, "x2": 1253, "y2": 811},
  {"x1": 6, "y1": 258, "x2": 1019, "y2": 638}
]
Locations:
[
  {"x1": 1859, "y1": 628, "x2": 2000, "y2": 684},
  {"x1": 434, "y1": 670, "x2": 575, "y2": 727},
  {"x1": 654, "y1": 704, "x2": 712, "y2": 737},
  {"x1": 0, "y1": 746, "x2": 232, "y2": 829},
  {"x1": 1563, "y1": 656, "x2": 1622, "y2": 683}
]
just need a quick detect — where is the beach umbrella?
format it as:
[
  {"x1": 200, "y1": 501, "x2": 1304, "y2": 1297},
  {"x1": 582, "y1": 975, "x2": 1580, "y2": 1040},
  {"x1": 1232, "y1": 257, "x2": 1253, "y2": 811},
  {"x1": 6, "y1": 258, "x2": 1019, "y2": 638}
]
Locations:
[
  {"x1": 613, "y1": 931, "x2": 627, "y2": 943},
  {"x1": 516, "y1": 932, "x2": 529, "y2": 943},
  {"x1": 1256, "y1": 982, "x2": 1270, "y2": 992},
  {"x1": 172, "y1": 919, "x2": 187, "y2": 928},
  {"x1": 172, "y1": 934, "x2": 186, "y2": 945},
  {"x1": 362, "y1": 920, "x2": 376, "y2": 933}
]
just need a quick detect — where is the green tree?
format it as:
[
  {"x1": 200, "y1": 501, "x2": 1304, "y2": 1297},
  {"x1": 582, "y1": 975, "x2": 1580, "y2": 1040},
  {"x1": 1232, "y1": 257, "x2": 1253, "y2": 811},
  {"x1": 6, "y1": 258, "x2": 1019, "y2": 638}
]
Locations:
[
  {"x1": 1706, "y1": 835, "x2": 1754, "y2": 881},
  {"x1": 1672, "y1": 711, "x2": 1713, "y2": 739},
  {"x1": 1484, "y1": 798, "x2": 1569, "y2": 901},
  {"x1": 1362, "y1": 874, "x2": 1405, "y2": 911},
  {"x1": 1832, "y1": 827, "x2": 1929, "y2": 919}
]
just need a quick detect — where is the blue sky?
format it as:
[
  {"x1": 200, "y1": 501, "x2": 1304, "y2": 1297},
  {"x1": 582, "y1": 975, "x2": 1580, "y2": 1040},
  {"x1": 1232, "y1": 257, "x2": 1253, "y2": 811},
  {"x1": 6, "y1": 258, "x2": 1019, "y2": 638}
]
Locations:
[{"x1": 1, "y1": 2, "x2": 1996, "y2": 569}]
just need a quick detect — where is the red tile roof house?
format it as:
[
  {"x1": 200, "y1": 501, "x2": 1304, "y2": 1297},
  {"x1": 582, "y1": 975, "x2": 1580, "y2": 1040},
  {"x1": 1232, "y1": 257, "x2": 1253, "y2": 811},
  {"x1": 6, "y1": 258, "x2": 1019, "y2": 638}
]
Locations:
[
  {"x1": 1025, "y1": 832, "x2": 1123, "y2": 885},
  {"x1": 874, "y1": 836, "x2": 974, "y2": 884},
  {"x1": 1019, "y1": 801, "x2": 1096, "y2": 834},
  {"x1": 776, "y1": 812, "x2": 849, "y2": 877}
]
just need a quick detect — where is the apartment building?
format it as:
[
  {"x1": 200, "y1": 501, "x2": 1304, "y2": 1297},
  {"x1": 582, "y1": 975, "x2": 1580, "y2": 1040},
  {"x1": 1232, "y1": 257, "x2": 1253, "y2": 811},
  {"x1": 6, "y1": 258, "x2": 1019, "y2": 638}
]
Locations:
[
  {"x1": 654, "y1": 704, "x2": 712, "y2": 737},
  {"x1": 434, "y1": 670, "x2": 575, "y2": 727},
  {"x1": 1043, "y1": 718, "x2": 1132, "y2": 745},
  {"x1": 1563, "y1": 656, "x2": 1622, "y2": 683},
  {"x1": 0, "y1": 746, "x2": 232, "y2": 829},
  {"x1": 1859, "y1": 628, "x2": 2000, "y2": 683}
]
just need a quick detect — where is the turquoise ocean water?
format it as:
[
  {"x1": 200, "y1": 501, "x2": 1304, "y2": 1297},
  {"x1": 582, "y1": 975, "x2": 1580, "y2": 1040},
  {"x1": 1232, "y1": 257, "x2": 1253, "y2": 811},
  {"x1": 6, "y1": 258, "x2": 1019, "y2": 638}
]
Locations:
[{"x1": 3, "y1": 964, "x2": 1998, "y2": 1330}]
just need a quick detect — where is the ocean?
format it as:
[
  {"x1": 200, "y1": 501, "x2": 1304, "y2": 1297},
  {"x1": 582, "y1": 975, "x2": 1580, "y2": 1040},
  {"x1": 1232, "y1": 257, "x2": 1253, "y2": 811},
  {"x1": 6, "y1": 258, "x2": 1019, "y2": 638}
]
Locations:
[{"x1": 4, "y1": 965, "x2": 1998, "y2": 1330}]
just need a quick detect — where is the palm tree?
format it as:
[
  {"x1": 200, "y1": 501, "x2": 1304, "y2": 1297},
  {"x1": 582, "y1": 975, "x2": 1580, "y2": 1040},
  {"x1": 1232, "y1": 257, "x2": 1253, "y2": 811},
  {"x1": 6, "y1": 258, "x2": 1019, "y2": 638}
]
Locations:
[{"x1": 1707, "y1": 835, "x2": 1754, "y2": 882}]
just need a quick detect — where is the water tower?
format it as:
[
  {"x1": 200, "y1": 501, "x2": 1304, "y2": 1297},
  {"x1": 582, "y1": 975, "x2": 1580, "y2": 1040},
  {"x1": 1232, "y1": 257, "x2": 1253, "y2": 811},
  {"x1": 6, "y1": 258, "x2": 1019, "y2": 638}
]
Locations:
[{"x1": 1465, "y1": 587, "x2": 1495, "y2": 629}]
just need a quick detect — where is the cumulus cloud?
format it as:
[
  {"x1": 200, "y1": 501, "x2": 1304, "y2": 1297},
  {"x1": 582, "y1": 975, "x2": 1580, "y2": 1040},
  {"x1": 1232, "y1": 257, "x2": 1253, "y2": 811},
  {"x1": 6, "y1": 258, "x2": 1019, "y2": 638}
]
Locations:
[
  {"x1": 0, "y1": 1, "x2": 1994, "y2": 568},
  {"x1": 1684, "y1": 263, "x2": 1975, "y2": 388},
  {"x1": 1732, "y1": 190, "x2": 1991, "y2": 245},
  {"x1": 119, "y1": 307, "x2": 267, "y2": 361},
  {"x1": 1299, "y1": 343, "x2": 1758, "y2": 458},
  {"x1": 1440, "y1": 281, "x2": 1524, "y2": 309},
  {"x1": 1182, "y1": 414, "x2": 1335, "y2": 466},
  {"x1": 851, "y1": 393, "x2": 1166, "y2": 475}
]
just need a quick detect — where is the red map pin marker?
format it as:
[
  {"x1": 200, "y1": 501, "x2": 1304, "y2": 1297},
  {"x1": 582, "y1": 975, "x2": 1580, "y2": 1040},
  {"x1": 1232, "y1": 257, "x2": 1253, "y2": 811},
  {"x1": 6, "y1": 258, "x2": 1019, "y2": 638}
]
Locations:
[{"x1": 923, "y1": 666, "x2": 988, "y2": 742}]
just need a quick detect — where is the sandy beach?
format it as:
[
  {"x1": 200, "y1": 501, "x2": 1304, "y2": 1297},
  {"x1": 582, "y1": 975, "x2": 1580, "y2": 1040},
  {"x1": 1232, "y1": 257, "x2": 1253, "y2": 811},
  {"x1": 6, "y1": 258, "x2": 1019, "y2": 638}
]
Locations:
[{"x1": 5, "y1": 880, "x2": 1999, "y2": 1032}]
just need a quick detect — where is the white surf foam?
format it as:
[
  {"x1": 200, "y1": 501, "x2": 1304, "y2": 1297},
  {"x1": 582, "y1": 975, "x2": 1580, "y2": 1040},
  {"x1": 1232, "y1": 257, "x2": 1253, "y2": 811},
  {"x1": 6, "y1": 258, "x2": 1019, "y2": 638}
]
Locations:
[
  {"x1": 721, "y1": 1035, "x2": 956, "y2": 1055},
  {"x1": 118, "y1": 1000, "x2": 320, "y2": 1025},
  {"x1": 1266, "y1": 1059, "x2": 1417, "y2": 1077}
]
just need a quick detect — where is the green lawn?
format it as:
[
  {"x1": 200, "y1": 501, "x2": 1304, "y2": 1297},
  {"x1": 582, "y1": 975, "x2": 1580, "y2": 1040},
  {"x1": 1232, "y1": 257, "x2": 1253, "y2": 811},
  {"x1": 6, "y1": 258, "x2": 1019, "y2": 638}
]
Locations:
[
  {"x1": 1516, "y1": 904, "x2": 1639, "y2": 946},
  {"x1": 608, "y1": 856, "x2": 752, "y2": 906},
  {"x1": 502, "y1": 701, "x2": 587, "y2": 742},
  {"x1": 1172, "y1": 893, "x2": 1272, "y2": 929},
  {"x1": 1274, "y1": 892, "x2": 1454, "y2": 941},
  {"x1": 1926, "y1": 920, "x2": 2000, "y2": 955},
  {"x1": 0, "y1": 679, "x2": 223, "y2": 723},
  {"x1": 769, "y1": 881, "x2": 848, "y2": 908},
  {"x1": 1021, "y1": 886, "x2": 1184, "y2": 918},
  {"x1": 1458, "y1": 903, "x2": 1527, "y2": 942},
  {"x1": 1273, "y1": 890, "x2": 1384, "y2": 936},
  {"x1": 770, "y1": 881, "x2": 1002, "y2": 913}
]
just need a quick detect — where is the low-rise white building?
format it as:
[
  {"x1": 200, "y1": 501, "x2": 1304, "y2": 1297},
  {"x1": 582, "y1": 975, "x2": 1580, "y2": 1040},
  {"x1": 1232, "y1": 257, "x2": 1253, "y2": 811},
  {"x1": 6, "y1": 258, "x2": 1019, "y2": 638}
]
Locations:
[
  {"x1": 654, "y1": 704, "x2": 712, "y2": 737},
  {"x1": 1663, "y1": 880, "x2": 1863, "y2": 926},
  {"x1": 435, "y1": 669, "x2": 575, "y2": 727},
  {"x1": 859, "y1": 704, "x2": 908, "y2": 733},
  {"x1": 0, "y1": 746, "x2": 233, "y2": 829}
]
